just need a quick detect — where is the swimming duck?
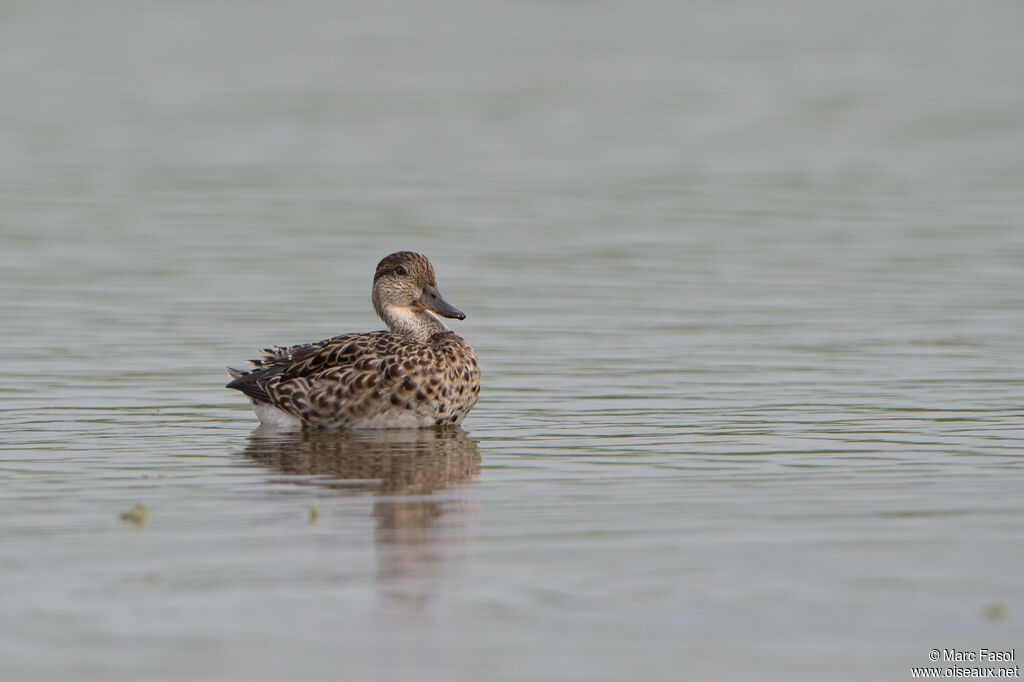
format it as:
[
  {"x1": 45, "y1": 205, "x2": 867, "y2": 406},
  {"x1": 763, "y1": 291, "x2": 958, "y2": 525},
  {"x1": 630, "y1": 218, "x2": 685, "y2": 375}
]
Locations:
[{"x1": 227, "y1": 251, "x2": 480, "y2": 429}]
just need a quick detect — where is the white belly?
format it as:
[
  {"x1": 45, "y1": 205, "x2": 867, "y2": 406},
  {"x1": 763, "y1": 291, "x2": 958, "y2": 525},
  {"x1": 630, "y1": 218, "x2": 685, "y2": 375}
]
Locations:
[
  {"x1": 250, "y1": 401, "x2": 442, "y2": 429},
  {"x1": 252, "y1": 401, "x2": 303, "y2": 431},
  {"x1": 344, "y1": 410, "x2": 438, "y2": 429}
]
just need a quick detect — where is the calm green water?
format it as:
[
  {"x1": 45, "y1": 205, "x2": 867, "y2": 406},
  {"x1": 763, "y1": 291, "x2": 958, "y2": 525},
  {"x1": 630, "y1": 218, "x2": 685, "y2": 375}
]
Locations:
[{"x1": 2, "y1": 2, "x2": 1023, "y2": 680}]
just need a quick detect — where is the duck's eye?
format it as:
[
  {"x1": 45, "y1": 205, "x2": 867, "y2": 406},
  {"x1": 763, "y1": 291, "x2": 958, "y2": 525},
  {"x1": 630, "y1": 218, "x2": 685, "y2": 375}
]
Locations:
[{"x1": 394, "y1": 266, "x2": 408, "y2": 276}]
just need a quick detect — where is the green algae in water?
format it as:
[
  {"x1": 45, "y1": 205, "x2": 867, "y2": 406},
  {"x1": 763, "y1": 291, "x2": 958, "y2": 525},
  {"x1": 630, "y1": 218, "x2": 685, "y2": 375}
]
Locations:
[{"x1": 119, "y1": 503, "x2": 147, "y2": 526}]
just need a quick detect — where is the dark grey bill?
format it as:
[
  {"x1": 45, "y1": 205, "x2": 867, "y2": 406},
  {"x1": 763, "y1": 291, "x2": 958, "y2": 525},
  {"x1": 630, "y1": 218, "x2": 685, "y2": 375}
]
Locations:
[{"x1": 420, "y1": 284, "x2": 466, "y2": 320}]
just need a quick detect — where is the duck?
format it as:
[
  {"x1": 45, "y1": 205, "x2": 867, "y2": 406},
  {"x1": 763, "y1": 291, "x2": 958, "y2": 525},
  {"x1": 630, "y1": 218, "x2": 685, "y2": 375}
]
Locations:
[{"x1": 227, "y1": 251, "x2": 480, "y2": 430}]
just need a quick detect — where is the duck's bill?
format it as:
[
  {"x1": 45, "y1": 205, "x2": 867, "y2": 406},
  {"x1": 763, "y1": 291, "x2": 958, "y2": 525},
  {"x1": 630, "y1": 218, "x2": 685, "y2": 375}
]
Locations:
[{"x1": 419, "y1": 285, "x2": 466, "y2": 320}]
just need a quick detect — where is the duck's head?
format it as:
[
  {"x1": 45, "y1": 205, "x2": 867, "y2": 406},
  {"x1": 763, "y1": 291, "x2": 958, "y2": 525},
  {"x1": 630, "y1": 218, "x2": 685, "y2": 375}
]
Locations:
[{"x1": 372, "y1": 252, "x2": 465, "y2": 338}]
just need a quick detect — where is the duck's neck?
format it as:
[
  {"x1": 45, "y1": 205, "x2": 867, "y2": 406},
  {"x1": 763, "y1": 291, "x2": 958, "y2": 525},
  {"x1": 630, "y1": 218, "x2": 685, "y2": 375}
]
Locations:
[{"x1": 376, "y1": 303, "x2": 449, "y2": 343}]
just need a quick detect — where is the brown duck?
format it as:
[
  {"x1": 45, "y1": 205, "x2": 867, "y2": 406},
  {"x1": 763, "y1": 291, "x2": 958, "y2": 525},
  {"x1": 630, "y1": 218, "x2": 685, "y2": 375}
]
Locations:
[{"x1": 227, "y1": 252, "x2": 480, "y2": 429}]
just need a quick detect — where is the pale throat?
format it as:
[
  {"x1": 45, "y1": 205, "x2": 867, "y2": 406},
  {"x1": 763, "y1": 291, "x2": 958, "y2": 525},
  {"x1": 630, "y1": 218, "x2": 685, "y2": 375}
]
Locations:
[{"x1": 378, "y1": 303, "x2": 449, "y2": 342}]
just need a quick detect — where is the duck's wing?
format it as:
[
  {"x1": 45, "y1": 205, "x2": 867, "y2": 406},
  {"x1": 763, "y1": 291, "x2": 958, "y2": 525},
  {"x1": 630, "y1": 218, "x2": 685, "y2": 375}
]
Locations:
[
  {"x1": 226, "y1": 333, "x2": 369, "y2": 401},
  {"x1": 226, "y1": 331, "x2": 405, "y2": 408}
]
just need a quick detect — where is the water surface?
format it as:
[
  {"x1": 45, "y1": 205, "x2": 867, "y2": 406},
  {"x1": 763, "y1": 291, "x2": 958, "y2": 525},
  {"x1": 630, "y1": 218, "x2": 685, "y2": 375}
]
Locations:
[{"x1": 2, "y1": 1, "x2": 1023, "y2": 680}]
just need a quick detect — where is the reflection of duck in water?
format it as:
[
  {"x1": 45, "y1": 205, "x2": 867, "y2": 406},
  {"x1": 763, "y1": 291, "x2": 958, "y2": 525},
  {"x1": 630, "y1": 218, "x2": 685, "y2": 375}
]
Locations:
[
  {"x1": 242, "y1": 427, "x2": 480, "y2": 609},
  {"x1": 227, "y1": 252, "x2": 480, "y2": 430},
  {"x1": 242, "y1": 426, "x2": 481, "y2": 494}
]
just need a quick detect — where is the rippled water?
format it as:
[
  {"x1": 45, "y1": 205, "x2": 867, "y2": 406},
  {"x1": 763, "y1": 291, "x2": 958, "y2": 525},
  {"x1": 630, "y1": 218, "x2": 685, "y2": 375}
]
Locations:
[{"x1": 2, "y1": 1, "x2": 1023, "y2": 680}]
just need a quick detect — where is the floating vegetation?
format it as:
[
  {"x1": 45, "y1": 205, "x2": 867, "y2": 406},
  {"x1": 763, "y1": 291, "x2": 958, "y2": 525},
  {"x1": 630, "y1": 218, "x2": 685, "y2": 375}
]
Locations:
[
  {"x1": 119, "y1": 503, "x2": 147, "y2": 526},
  {"x1": 308, "y1": 503, "x2": 319, "y2": 525},
  {"x1": 982, "y1": 603, "x2": 1008, "y2": 623}
]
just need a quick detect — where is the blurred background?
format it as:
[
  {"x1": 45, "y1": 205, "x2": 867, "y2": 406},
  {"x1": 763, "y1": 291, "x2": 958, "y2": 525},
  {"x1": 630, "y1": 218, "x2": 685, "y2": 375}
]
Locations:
[{"x1": 1, "y1": 1, "x2": 1022, "y2": 680}]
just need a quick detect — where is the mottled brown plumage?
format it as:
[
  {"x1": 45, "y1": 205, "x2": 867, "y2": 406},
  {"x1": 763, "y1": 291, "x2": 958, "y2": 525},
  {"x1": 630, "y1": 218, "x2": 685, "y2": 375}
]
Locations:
[{"x1": 227, "y1": 252, "x2": 480, "y2": 429}]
